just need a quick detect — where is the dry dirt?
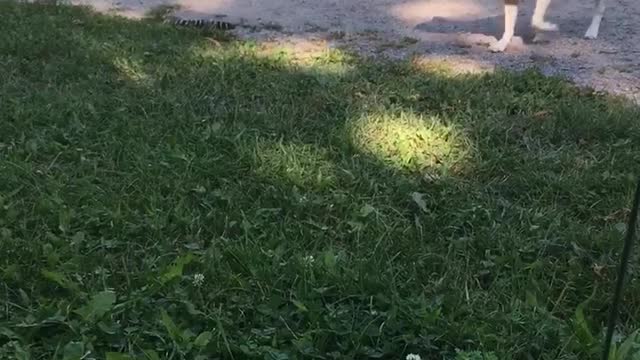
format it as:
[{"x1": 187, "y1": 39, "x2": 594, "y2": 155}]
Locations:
[{"x1": 69, "y1": 0, "x2": 640, "y2": 103}]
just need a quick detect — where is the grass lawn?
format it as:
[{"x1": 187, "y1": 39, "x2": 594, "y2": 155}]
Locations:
[{"x1": 1, "y1": 2, "x2": 640, "y2": 359}]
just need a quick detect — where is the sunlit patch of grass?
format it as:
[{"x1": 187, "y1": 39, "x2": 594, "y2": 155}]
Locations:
[
  {"x1": 192, "y1": 39, "x2": 355, "y2": 79},
  {"x1": 296, "y1": 49, "x2": 356, "y2": 85},
  {"x1": 112, "y1": 57, "x2": 152, "y2": 85},
  {"x1": 411, "y1": 56, "x2": 495, "y2": 76},
  {"x1": 348, "y1": 110, "x2": 474, "y2": 176},
  {"x1": 252, "y1": 140, "x2": 337, "y2": 190}
]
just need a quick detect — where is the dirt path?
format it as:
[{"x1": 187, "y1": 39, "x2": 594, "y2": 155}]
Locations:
[{"x1": 72, "y1": 0, "x2": 640, "y2": 103}]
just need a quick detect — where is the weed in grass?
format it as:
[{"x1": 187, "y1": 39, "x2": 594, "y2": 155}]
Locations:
[{"x1": 1, "y1": 2, "x2": 640, "y2": 359}]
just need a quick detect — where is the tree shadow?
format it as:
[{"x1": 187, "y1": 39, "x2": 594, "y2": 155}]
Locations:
[
  {"x1": 416, "y1": 14, "x2": 537, "y2": 43},
  {"x1": 1, "y1": 2, "x2": 640, "y2": 359},
  {"x1": 413, "y1": 4, "x2": 606, "y2": 43}
]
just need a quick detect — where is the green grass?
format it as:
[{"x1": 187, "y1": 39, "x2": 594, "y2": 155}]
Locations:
[{"x1": 1, "y1": 2, "x2": 640, "y2": 359}]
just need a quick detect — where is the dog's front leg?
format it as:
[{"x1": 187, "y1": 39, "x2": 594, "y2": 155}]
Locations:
[
  {"x1": 531, "y1": 0, "x2": 558, "y2": 31},
  {"x1": 585, "y1": 0, "x2": 606, "y2": 39},
  {"x1": 490, "y1": 0, "x2": 518, "y2": 52}
]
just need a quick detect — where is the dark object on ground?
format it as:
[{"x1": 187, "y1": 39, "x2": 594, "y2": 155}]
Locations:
[
  {"x1": 602, "y1": 176, "x2": 640, "y2": 360},
  {"x1": 164, "y1": 14, "x2": 236, "y2": 30}
]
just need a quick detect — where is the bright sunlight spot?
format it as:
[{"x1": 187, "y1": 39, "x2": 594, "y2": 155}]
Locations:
[
  {"x1": 112, "y1": 57, "x2": 152, "y2": 85},
  {"x1": 348, "y1": 111, "x2": 473, "y2": 176},
  {"x1": 389, "y1": 0, "x2": 490, "y2": 26},
  {"x1": 411, "y1": 55, "x2": 495, "y2": 76}
]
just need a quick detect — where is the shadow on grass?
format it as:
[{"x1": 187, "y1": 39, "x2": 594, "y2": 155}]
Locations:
[{"x1": 1, "y1": 2, "x2": 640, "y2": 359}]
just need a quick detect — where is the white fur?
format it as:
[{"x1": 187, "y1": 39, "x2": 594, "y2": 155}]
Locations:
[
  {"x1": 532, "y1": 0, "x2": 558, "y2": 31},
  {"x1": 490, "y1": 4, "x2": 518, "y2": 52},
  {"x1": 585, "y1": 0, "x2": 607, "y2": 39},
  {"x1": 491, "y1": 0, "x2": 607, "y2": 52}
]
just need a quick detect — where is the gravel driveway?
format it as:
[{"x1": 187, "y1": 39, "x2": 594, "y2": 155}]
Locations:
[{"x1": 70, "y1": 0, "x2": 640, "y2": 103}]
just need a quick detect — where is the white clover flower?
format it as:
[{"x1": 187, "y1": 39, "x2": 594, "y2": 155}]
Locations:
[
  {"x1": 302, "y1": 255, "x2": 315, "y2": 266},
  {"x1": 192, "y1": 273, "x2": 205, "y2": 287},
  {"x1": 406, "y1": 354, "x2": 422, "y2": 360}
]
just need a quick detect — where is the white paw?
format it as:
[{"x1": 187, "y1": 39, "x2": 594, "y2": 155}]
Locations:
[
  {"x1": 532, "y1": 21, "x2": 559, "y2": 32},
  {"x1": 489, "y1": 39, "x2": 509, "y2": 52},
  {"x1": 584, "y1": 27, "x2": 599, "y2": 39}
]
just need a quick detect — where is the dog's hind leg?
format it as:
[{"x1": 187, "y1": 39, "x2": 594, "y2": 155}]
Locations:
[
  {"x1": 531, "y1": 0, "x2": 558, "y2": 31},
  {"x1": 490, "y1": 0, "x2": 518, "y2": 52},
  {"x1": 585, "y1": 0, "x2": 606, "y2": 39}
]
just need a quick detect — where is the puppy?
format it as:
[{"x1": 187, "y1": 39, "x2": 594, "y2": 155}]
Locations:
[{"x1": 490, "y1": 0, "x2": 607, "y2": 52}]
